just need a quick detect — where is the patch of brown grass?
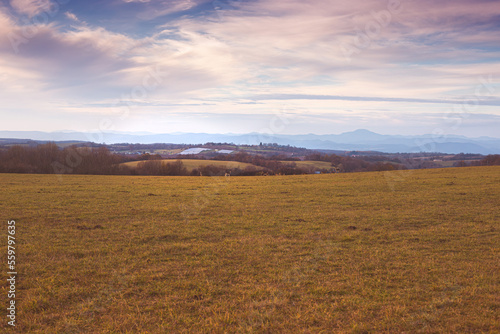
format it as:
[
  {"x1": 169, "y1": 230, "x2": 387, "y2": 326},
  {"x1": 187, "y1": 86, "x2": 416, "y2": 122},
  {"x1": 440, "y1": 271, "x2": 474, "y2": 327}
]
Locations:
[{"x1": 0, "y1": 166, "x2": 499, "y2": 332}]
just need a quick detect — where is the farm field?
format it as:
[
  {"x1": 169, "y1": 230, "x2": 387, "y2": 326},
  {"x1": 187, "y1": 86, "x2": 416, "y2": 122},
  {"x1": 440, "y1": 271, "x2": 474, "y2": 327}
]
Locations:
[
  {"x1": 430, "y1": 160, "x2": 456, "y2": 168},
  {"x1": 121, "y1": 158, "x2": 335, "y2": 173},
  {"x1": 1, "y1": 166, "x2": 499, "y2": 333},
  {"x1": 281, "y1": 160, "x2": 335, "y2": 170},
  {"x1": 145, "y1": 149, "x2": 185, "y2": 155},
  {"x1": 121, "y1": 158, "x2": 261, "y2": 172}
]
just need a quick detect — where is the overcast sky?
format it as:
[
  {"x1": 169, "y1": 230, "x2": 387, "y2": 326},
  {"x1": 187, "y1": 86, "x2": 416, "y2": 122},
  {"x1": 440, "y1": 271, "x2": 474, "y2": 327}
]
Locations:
[{"x1": 1, "y1": 0, "x2": 499, "y2": 137}]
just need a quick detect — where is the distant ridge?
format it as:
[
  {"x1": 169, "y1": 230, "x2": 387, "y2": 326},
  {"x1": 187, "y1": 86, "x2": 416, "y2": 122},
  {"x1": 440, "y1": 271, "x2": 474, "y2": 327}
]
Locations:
[{"x1": 1, "y1": 130, "x2": 499, "y2": 154}]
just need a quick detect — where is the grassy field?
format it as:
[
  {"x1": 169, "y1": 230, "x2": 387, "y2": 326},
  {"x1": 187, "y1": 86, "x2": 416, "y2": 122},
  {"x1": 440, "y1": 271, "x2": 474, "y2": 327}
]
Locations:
[
  {"x1": 1, "y1": 167, "x2": 499, "y2": 333},
  {"x1": 431, "y1": 161, "x2": 454, "y2": 167},
  {"x1": 121, "y1": 159, "x2": 261, "y2": 172},
  {"x1": 121, "y1": 159, "x2": 333, "y2": 173},
  {"x1": 281, "y1": 160, "x2": 334, "y2": 170},
  {"x1": 148, "y1": 149, "x2": 185, "y2": 155}
]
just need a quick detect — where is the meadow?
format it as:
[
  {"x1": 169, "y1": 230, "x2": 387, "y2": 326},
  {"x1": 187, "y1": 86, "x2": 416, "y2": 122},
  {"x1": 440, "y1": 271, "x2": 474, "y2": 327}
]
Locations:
[
  {"x1": 282, "y1": 160, "x2": 335, "y2": 170},
  {"x1": 121, "y1": 159, "x2": 333, "y2": 171},
  {"x1": 121, "y1": 159, "x2": 261, "y2": 172},
  {"x1": 1, "y1": 166, "x2": 499, "y2": 333},
  {"x1": 121, "y1": 158, "x2": 334, "y2": 174}
]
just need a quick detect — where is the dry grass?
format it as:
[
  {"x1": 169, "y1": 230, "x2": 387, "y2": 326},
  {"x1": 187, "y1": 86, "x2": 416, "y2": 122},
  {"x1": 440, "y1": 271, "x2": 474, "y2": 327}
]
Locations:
[
  {"x1": 281, "y1": 160, "x2": 334, "y2": 170},
  {"x1": 121, "y1": 159, "x2": 260, "y2": 172},
  {"x1": 1, "y1": 166, "x2": 499, "y2": 333}
]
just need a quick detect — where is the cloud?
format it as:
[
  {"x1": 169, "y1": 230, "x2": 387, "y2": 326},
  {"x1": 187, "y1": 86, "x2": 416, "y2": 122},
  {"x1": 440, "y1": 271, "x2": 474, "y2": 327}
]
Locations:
[
  {"x1": 0, "y1": 17, "x2": 138, "y2": 98},
  {"x1": 0, "y1": 6, "x2": 248, "y2": 103},
  {"x1": 64, "y1": 11, "x2": 78, "y2": 22},
  {"x1": 3, "y1": 0, "x2": 499, "y2": 102},
  {"x1": 248, "y1": 94, "x2": 500, "y2": 107},
  {"x1": 9, "y1": 0, "x2": 53, "y2": 17},
  {"x1": 128, "y1": 0, "x2": 204, "y2": 20},
  {"x1": 0, "y1": 7, "x2": 14, "y2": 31},
  {"x1": 0, "y1": 11, "x2": 24, "y2": 54},
  {"x1": 201, "y1": 0, "x2": 500, "y2": 63},
  {"x1": 1, "y1": 0, "x2": 499, "y2": 137}
]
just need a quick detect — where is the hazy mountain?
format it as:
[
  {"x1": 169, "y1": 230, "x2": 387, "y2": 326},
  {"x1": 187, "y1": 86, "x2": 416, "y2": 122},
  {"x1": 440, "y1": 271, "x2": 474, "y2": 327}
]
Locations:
[{"x1": 1, "y1": 130, "x2": 499, "y2": 154}]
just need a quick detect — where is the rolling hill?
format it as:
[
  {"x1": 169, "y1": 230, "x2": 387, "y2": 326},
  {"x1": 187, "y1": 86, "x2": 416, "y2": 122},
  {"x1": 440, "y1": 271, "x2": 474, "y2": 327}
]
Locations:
[{"x1": 2, "y1": 130, "x2": 499, "y2": 154}]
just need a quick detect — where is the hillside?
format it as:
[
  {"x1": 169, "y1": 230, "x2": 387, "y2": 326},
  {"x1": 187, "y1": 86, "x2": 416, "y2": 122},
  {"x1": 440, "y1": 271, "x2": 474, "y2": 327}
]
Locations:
[
  {"x1": 121, "y1": 159, "x2": 261, "y2": 172},
  {"x1": 2, "y1": 130, "x2": 499, "y2": 154},
  {"x1": 121, "y1": 159, "x2": 334, "y2": 174},
  {"x1": 2, "y1": 167, "x2": 499, "y2": 332},
  {"x1": 281, "y1": 160, "x2": 335, "y2": 170}
]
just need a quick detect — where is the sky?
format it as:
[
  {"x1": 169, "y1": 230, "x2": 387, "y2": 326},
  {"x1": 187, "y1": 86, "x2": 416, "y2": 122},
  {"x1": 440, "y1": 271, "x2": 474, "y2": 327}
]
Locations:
[{"x1": 1, "y1": 0, "x2": 500, "y2": 138}]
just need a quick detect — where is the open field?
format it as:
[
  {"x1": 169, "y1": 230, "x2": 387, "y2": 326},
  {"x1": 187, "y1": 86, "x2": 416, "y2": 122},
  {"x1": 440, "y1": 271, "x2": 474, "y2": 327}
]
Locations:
[
  {"x1": 121, "y1": 159, "x2": 334, "y2": 173},
  {"x1": 432, "y1": 160, "x2": 482, "y2": 168},
  {"x1": 121, "y1": 159, "x2": 261, "y2": 172},
  {"x1": 281, "y1": 160, "x2": 335, "y2": 170},
  {"x1": 431, "y1": 160, "x2": 456, "y2": 168},
  {"x1": 1, "y1": 166, "x2": 499, "y2": 333}
]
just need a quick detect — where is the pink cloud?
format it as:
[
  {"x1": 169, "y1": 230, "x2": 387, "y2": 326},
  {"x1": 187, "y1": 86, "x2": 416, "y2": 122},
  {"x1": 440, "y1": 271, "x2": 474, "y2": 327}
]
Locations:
[
  {"x1": 64, "y1": 11, "x2": 78, "y2": 22},
  {"x1": 1, "y1": 0, "x2": 499, "y2": 123},
  {"x1": 130, "y1": 0, "x2": 204, "y2": 20},
  {"x1": 9, "y1": 0, "x2": 53, "y2": 18}
]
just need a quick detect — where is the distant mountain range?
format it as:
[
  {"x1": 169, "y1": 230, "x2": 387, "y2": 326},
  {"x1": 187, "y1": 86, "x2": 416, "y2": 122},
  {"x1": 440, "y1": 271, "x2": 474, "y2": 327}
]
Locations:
[{"x1": 1, "y1": 130, "x2": 499, "y2": 154}]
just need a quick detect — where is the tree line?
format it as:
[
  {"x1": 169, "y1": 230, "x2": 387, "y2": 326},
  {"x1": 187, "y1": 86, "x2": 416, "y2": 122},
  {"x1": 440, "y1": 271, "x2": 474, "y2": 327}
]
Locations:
[
  {"x1": 1, "y1": 143, "x2": 498, "y2": 176},
  {"x1": 453, "y1": 154, "x2": 500, "y2": 167},
  {"x1": 212, "y1": 151, "x2": 400, "y2": 173},
  {"x1": 0, "y1": 143, "x2": 126, "y2": 175}
]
